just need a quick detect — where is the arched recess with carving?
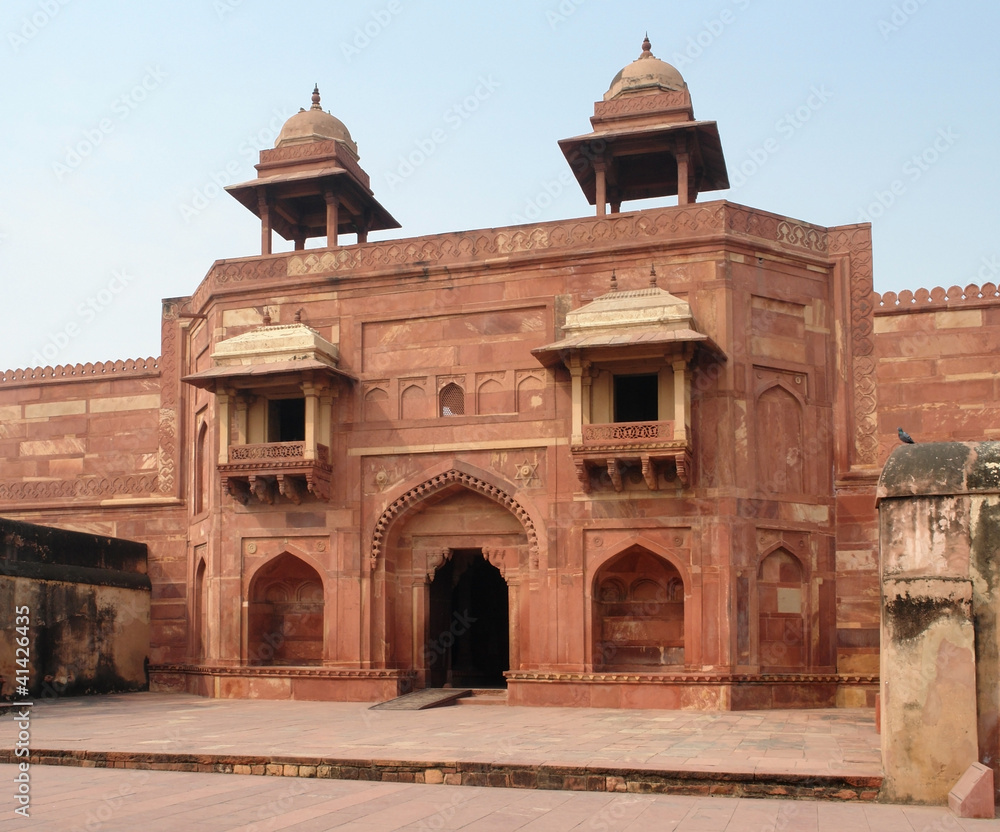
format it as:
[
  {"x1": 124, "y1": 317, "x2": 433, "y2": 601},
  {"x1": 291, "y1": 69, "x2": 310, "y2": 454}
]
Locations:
[
  {"x1": 755, "y1": 383, "x2": 804, "y2": 494},
  {"x1": 756, "y1": 546, "x2": 808, "y2": 672},
  {"x1": 591, "y1": 543, "x2": 688, "y2": 671},
  {"x1": 368, "y1": 465, "x2": 543, "y2": 684},
  {"x1": 246, "y1": 551, "x2": 325, "y2": 666}
]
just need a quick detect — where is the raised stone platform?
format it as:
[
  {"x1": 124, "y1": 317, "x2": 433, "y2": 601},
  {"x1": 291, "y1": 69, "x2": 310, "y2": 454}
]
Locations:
[{"x1": 0, "y1": 692, "x2": 884, "y2": 803}]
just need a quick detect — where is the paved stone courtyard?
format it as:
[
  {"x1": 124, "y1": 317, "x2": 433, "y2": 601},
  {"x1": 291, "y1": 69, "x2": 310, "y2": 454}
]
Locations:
[{"x1": 0, "y1": 693, "x2": 995, "y2": 830}]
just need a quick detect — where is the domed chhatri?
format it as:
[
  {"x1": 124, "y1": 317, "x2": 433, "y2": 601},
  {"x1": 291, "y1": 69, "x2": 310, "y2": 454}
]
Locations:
[
  {"x1": 604, "y1": 35, "x2": 687, "y2": 100},
  {"x1": 225, "y1": 84, "x2": 399, "y2": 254},
  {"x1": 275, "y1": 85, "x2": 358, "y2": 158},
  {"x1": 558, "y1": 35, "x2": 729, "y2": 214}
]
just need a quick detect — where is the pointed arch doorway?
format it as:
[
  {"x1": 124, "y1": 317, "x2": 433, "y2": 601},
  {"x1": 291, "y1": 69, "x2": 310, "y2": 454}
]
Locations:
[{"x1": 427, "y1": 549, "x2": 509, "y2": 688}]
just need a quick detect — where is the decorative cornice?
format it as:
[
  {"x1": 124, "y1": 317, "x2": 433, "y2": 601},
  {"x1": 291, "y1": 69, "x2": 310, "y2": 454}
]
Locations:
[
  {"x1": 875, "y1": 282, "x2": 1000, "y2": 314},
  {"x1": 0, "y1": 357, "x2": 159, "y2": 387},
  {"x1": 507, "y1": 671, "x2": 878, "y2": 685}
]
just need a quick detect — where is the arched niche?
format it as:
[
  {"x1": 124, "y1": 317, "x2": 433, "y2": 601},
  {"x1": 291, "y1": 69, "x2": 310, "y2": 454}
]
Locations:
[
  {"x1": 592, "y1": 545, "x2": 685, "y2": 670},
  {"x1": 247, "y1": 552, "x2": 324, "y2": 666},
  {"x1": 757, "y1": 547, "x2": 807, "y2": 672},
  {"x1": 193, "y1": 557, "x2": 207, "y2": 660}
]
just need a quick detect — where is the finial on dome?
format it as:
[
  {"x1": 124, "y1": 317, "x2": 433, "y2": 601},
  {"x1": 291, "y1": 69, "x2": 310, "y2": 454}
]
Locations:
[
  {"x1": 610, "y1": 269, "x2": 618, "y2": 291},
  {"x1": 649, "y1": 264, "x2": 657, "y2": 287},
  {"x1": 310, "y1": 84, "x2": 321, "y2": 110},
  {"x1": 640, "y1": 33, "x2": 652, "y2": 58},
  {"x1": 294, "y1": 308, "x2": 303, "y2": 323},
  {"x1": 262, "y1": 310, "x2": 272, "y2": 326}
]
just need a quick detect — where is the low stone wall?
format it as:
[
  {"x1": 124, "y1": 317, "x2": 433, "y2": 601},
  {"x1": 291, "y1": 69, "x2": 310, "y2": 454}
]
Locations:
[
  {"x1": 0, "y1": 518, "x2": 150, "y2": 699},
  {"x1": 877, "y1": 442, "x2": 1000, "y2": 806}
]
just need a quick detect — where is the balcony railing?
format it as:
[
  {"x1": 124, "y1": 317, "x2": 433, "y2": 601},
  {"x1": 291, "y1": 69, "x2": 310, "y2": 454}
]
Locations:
[
  {"x1": 581, "y1": 420, "x2": 675, "y2": 446},
  {"x1": 228, "y1": 442, "x2": 329, "y2": 464}
]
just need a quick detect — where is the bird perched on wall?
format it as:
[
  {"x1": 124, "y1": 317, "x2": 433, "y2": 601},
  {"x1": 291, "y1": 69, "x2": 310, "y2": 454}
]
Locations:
[{"x1": 897, "y1": 427, "x2": 915, "y2": 444}]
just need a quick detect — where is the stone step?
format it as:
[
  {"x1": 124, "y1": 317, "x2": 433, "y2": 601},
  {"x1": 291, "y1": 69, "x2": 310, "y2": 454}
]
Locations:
[
  {"x1": 4, "y1": 748, "x2": 884, "y2": 802},
  {"x1": 456, "y1": 689, "x2": 508, "y2": 705}
]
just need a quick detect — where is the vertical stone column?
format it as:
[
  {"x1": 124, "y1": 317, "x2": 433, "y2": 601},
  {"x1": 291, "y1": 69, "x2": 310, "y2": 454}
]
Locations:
[
  {"x1": 672, "y1": 359, "x2": 688, "y2": 441},
  {"x1": 593, "y1": 159, "x2": 607, "y2": 217},
  {"x1": 324, "y1": 191, "x2": 340, "y2": 248},
  {"x1": 878, "y1": 442, "x2": 1000, "y2": 807},
  {"x1": 215, "y1": 390, "x2": 232, "y2": 465},
  {"x1": 302, "y1": 381, "x2": 319, "y2": 461},
  {"x1": 569, "y1": 354, "x2": 585, "y2": 444},
  {"x1": 258, "y1": 192, "x2": 273, "y2": 255}
]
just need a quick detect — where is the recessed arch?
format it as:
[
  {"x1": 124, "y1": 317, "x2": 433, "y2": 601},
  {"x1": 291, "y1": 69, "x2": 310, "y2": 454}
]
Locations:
[
  {"x1": 247, "y1": 552, "x2": 324, "y2": 666},
  {"x1": 592, "y1": 545, "x2": 685, "y2": 671},
  {"x1": 757, "y1": 547, "x2": 807, "y2": 672}
]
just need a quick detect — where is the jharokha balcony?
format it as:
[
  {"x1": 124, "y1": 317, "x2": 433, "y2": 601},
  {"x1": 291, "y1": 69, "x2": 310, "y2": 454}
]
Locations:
[
  {"x1": 219, "y1": 442, "x2": 332, "y2": 505},
  {"x1": 572, "y1": 420, "x2": 692, "y2": 492}
]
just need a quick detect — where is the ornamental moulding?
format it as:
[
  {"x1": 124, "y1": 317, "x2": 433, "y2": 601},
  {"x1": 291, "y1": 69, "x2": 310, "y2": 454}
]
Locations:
[{"x1": 370, "y1": 469, "x2": 539, "y2": 569}]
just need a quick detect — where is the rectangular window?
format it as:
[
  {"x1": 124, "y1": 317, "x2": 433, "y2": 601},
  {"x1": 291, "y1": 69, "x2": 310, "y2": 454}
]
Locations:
[
  {"x1": 613, "y1": 374, "x2": 658, "y2": 423},
  {"x1": 267, "y1": 398, "x2": 306, "y2": 442}
]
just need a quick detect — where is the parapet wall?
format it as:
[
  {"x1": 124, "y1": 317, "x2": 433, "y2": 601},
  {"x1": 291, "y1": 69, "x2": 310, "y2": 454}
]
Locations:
[
  {"x1": 873, "y1": 284, "x2": 1000, "y2": 465},
  {"x1": 0, "y1": 357, "x2": 163, "y2": 507}
]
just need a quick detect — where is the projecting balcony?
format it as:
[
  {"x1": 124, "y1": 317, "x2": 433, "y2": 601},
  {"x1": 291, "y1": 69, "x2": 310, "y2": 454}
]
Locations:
[
  {"x1": 572, "y1": 420, "x2": 691, "y2": 492},
  {"x1": 219, "y1": 442, "x2": 332, "y2": 505}
]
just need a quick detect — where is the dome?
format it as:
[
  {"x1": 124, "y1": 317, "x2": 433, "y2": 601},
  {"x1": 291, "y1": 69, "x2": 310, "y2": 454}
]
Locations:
[
  {"x1": 604, "y1": 36, "x2": 686, "y2": 101},
  {"x1": 275, "y1": 85, "x2": 358, "y2": 156}
]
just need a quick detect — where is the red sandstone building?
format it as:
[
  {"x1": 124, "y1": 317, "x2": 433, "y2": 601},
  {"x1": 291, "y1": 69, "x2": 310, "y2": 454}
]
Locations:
[{"x1": 2, "y1": 41, "x2": 998, "y2": 709}]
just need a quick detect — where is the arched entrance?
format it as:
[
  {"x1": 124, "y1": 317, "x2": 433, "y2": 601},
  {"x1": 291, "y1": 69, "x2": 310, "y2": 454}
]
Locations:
[
  {"x1": 427, "y1": 549, "x2": 509, "y2": 688},
  {"x1": 371, "y1": 470, "x2": 537, "y2": 689}
]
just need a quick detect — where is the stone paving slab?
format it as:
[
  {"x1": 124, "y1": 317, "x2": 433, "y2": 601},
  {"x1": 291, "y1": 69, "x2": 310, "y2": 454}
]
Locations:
[{"x1": 0, "y1": 764, "x2": 995, "y2": 831}]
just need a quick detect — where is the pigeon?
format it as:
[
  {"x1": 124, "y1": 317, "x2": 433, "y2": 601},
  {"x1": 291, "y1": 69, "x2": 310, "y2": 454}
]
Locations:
[{"x1": 897, "y1": 427, "x2": 915, "y2": 444}]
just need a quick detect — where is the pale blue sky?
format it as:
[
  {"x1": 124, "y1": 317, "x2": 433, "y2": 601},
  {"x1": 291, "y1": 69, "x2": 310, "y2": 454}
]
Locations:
[{"x1": 1, "y1": 0, "x2": 997, "y2": 368}]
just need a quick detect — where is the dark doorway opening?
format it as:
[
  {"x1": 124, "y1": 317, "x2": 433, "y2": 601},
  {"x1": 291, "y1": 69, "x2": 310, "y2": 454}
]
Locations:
[{"x1": 427, "y1": 549, "x2": 509, "y2": 689}]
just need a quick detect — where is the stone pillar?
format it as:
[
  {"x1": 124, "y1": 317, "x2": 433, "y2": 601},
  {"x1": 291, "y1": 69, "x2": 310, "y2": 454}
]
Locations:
[
  {"x1": 258, "y1": 193, "x2": 273, "y2": 255},
  {"x1": 593, "y1": 160, "x2": 607, "y2": 217},
  {"x1": 215, "y1": 390, "x2": 232, "y2": 465},
  {"x1": 878, "y1": 442, "x2": 1000, "y2": 807},
  {"x1": 324, "y1": 191, "x2": 339, "y2": 248},
  {"x1": 569, "y1": 353, "x2": 585, "y2": 444},
  {"x1": 672, "y1": 360, "x2": 688, "y2": 441},
  {"x1": 302, "y1": 382, "x2": 319, "y2": 461},
  {"x1": 676, "y1": 151, "x2": 692, "y2": 206},
  {"x1": 233, "y1": 396, "x2": 249, "y2": 446}
]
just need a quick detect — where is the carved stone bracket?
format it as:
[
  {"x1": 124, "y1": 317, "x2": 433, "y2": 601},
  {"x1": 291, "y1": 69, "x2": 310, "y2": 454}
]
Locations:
[
  {"x1": 249, "y1": 475, "x2": 275, "y2": 505},
  {"x1": 425, "y1": 548, "x2": 452, "y2": 582},
  {"x1": 483, "y1": 547, "x2": 508, "y2": 579},
  {"x1": 574, "y1": 459, "x2": 591, "y2": 493},
  {"x1": 641, "y1": 455, "x2": 659, "y2": 491},
  {"x1": 223, "y1": 477, "x2": 250, "y2": 505},
  {"x1": 606, "y1": 458, "x2": 623, "y2": 492}
]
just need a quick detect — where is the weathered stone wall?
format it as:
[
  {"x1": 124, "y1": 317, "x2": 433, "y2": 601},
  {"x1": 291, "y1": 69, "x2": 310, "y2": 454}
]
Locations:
[
  {"x1": 0, "y1": 518, "x2": 151, "y2": 699},
  {"x1": 877, "y1": 442, "x2": 1000, "y2": 806}
]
